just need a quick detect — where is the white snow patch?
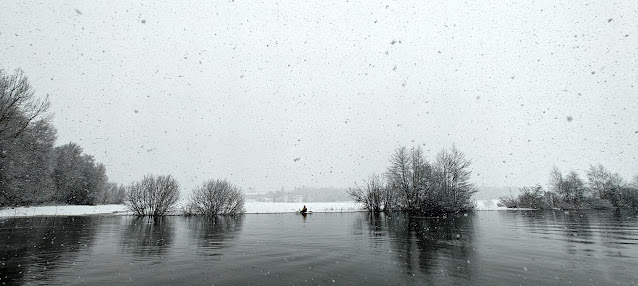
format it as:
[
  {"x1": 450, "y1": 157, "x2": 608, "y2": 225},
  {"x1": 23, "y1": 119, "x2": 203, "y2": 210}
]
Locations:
[
  {"x1": 0, "y1": 204, "x2": 130, "y2": 217},
  {"x1": 474, "y1": 199, "x2": 509, "y2": 211}
]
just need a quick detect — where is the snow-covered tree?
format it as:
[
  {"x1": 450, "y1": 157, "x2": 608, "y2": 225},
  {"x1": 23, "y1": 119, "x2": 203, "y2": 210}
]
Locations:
[
  {"x1": 53, "y1": 143, "x2": 108, "y2": 205},
  {"x1": 0, "y1": 119, "x2": 57, "y2": 206}
]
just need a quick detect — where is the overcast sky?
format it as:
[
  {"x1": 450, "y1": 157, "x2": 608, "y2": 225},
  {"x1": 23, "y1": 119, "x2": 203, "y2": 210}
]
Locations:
[{"x1": 1, "y1": 0, "x2": 637, "y2": 194}]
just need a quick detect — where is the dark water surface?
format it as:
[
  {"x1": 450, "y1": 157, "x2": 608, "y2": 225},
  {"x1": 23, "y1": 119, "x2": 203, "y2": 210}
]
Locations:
[{"x1": 1, "y1": 210, "x2": 637, "y2": 285}]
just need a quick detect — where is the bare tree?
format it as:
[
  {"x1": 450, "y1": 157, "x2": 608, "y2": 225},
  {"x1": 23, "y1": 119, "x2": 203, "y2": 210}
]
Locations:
[
  {"x1": 498, "y1": 185, "x2": 553, "y2": 209},
  {"x1": 549, "y1": 166, "x2": 566, "y2": 198},
  {"x1": 551, "y1": 167, "x2": 586, "y2": 206},
  {"x1": 621, "y1": 175, "x2": 638, "y2": 209},
  {"x1": 125, "y1": 175, "x2": 180, "y2": 216},
  {"x1": 0, "y1": 69, "x2": 55, "y2": 206},
  {"x1": 378, "y1": 144, "x2": 477, "y2": 214},
  {"x1": 386, "y1": 146, "x2": 412, "y2": 210},
  {"x1": 348, "y1": 174, "x2": 387, "y2": 212},
  {"x1": 186, "y1": 179, "x2": 245, "y2": 216},
  {"x1": 586, "y1": 164, "x2": 627, "y2": 206},
  {"x1": 564, "y1": 171, "x2": 586, "y2": 205},
  {"x1": 586, "y1": 164, "x2": 612, "y2": 198},
  {"x1": 430, "y1": 145, "x2": 477, "y2": 213},
  {"x1": 0, "y1": 69, "x2": 51, "y2": 141},
  {"x1": 386, "y1": 146, "x2": 426, "y2": 211}
]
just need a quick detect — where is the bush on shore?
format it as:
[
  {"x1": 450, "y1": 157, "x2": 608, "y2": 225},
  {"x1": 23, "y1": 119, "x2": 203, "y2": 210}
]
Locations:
[
  {"x1": 184, "y1": 179, "x2": 245, "y2": 216},
  {"x1": 499, "y1": 166, "x2": 638, "y2": 210},
  {"x1": 124, "y1": 174, "x2": 180, "y2": 216}
]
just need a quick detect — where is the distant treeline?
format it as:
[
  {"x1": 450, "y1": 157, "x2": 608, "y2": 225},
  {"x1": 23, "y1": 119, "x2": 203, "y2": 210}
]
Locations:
[
  {"x1": 0, "y1": 69, "x2": 123, "y2": 207},
  {"x1": 349, "y1": 145, "x2": 477, "y2": 214},
  {"x1": 254, "y1": 187, "x2": 351, "y2": 202},
  {"x1": 499, "y1": 165, "x2": 638, "y2": 210}
]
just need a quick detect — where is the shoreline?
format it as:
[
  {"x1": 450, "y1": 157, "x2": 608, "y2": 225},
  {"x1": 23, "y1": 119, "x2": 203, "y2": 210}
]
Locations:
[{"x1": 0, "y1": 199, "x2": 519, "y2": 218}]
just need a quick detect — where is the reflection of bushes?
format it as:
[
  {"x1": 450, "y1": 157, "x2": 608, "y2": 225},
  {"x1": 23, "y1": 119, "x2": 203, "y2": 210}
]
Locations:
[
  {"x1": 186, "y1": 216, "x2": 243, "y2": 245},
  {"x1": 121, "y1": 216, "x2": 174, "y2": 256},
  {"x1": 186, "y1": 216, "x2": 243, "y2": 251},
  {"x1": 0, "y1": 216, "x2": 97, "y2": 284},
  {"x1": 366, "y1": 212, "x2": 476, "y2": 276}
]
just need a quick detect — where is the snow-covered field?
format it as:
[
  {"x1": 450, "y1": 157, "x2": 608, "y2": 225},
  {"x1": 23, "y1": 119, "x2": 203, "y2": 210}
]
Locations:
[
  {"x1": 0, "y1": 199, "x2": 511, "y2": 217},
  {"x1": 0, "y1": 204, "x2": 129, "y2": 217}
]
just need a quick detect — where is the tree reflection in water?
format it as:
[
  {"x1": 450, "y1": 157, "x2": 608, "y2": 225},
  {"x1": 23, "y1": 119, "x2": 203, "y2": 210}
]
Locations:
[
  {"x1": 120, "y1": 216, "x2": 174, "y2": 258},
  {"x1": 362, "y1": 212, "x2": 477, "y2": 280},
  {"x1": 517, "y1": 209, "x2": 638, "y2": 258},
  {"x1": 185, "y1": 215, "x2": 243, "y2": 257},
  {"x1": 0, "y1": 216, "x2": 97, "y2": 284}
]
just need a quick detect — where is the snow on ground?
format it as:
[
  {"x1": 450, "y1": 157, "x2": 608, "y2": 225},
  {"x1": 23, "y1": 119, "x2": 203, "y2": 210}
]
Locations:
[
  {"x1": 0, "y1": 200, "x2": 517, "y2": 217},
  {"x1": 0, "y1": 204, "x2": 130, "y2": 218},
  {"x1": 474, "y1": 199, "x2": 509, "y2": 211}
]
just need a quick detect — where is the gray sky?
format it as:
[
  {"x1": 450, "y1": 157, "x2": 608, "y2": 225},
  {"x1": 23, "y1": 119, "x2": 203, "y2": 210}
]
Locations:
[{"x1": 1, "y1": 0, "x2": 637, "y2": 194}]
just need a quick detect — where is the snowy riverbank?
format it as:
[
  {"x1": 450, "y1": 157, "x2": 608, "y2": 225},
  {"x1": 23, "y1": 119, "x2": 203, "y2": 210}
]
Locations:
[{"x1": 0, "y1": 199, "x2": 511, "y2": 217}]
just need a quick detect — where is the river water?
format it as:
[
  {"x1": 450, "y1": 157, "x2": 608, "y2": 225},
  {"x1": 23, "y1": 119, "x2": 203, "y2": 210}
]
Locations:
[{"x1": 1, "y1": 210, "x2": 637, "y2": 285}]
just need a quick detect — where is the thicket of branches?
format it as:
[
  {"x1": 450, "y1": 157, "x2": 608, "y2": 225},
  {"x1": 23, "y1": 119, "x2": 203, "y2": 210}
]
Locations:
[
  {"x1": 1, "y1": 69, "x2": 117, "y2": 207},
  {"x1": 349, "y1": 145, "x2": 477, "y2": 214},
  {"x1": 124, "y1": 174, "x2": 180, "y2": 216},
  {"x1": 185, "y1": 179, "x2": 245, "y2": 216},
  {"x1": 348, "y1": 175, "x2": 387, "y2": 212},
  {"x1": 499, "y1": 164, "x2": 638, "y2": 210}
]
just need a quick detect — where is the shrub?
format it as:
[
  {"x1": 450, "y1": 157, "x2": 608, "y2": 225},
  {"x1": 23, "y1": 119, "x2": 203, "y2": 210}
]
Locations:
[
  {"x1": 498, "y1": 192, "x2": 518, "y2": 208},
  {"x1": 124, "y1": 175, "x2": 180, "y2": 216},
  {"x1": 619, "y1": 187, "x2": 638, "y2": 209},
  {"x1": 348, "y1": 174, "x2": 387, "y2": 212},
  {"x1": 581, "y1": 196, "x2": 614, "y2": 210},
  {"x1": 518, "y1": 185, "x2": 553, "y2": 209},
  {"x1": 498, "y1": 185, "x2": 556, "y2": 209},
  {"x1": 186, "y1": 179, "x2": 245, "y2": 216}
]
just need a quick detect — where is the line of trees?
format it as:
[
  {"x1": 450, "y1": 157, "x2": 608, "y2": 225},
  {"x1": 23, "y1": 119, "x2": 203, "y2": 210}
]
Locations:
[
  {"x1": 349, "y1": 145, "x2": 478, "y2": 214},
  {"x1": 1, "y1": 69, "x2": 121, "y2": 207},
  {"x1": 499, "y1": 165, "x2": 638, "y2": 210}
]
